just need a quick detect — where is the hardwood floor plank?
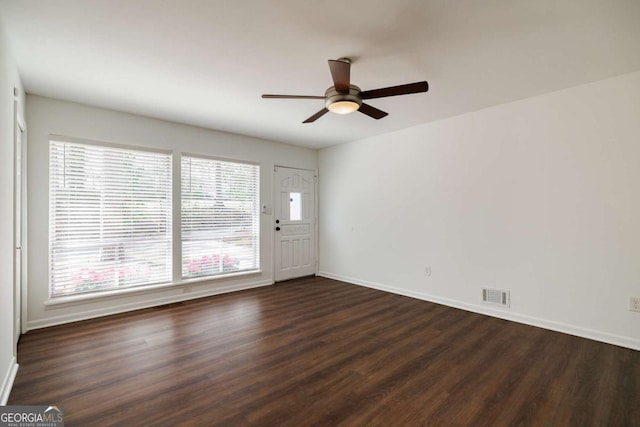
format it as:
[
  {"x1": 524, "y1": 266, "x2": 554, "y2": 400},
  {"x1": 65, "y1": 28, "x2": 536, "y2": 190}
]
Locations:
[{"x1": 9, "y1": 277, "x2": 639, "y2": 426}]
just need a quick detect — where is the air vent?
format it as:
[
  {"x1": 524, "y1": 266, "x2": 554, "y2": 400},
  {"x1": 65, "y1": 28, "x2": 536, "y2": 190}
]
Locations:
[{"x1": 482, "y1": 288, "x2": 510, "y2": 307}]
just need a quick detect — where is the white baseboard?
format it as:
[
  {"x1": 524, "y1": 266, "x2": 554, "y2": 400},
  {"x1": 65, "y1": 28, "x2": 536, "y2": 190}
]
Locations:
[
  {"x1": 1, "y1": 357, "x2": 19, "y2": 405},
  {"x1": 27, "y1": 279, "x2": 273, "y2": 331},
  {"x1": 318, "y1": 271, "x2": 640, "y2": 352}
]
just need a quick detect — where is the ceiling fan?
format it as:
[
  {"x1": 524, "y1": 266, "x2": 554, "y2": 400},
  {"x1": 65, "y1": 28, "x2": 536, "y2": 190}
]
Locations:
[{"x1": 262, "y1": 58, "x2": 429, "y2": 123}]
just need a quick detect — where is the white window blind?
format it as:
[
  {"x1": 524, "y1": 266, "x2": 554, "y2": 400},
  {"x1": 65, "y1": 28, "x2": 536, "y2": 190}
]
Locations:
[
  {"x1": 181, "y1": 156, "x2": 260, "y2": 278},
  {"x1": 49, "y1": 140, "x2": 172, "y2": 297}
]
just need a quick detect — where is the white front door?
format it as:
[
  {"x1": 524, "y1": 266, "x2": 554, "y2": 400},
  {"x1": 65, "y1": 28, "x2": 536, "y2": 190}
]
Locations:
[
  {"x1": 14, "y1": 106, "x2": 25, "y2": 350},
  {"x1": 274, "y1": 167, "x2": 316, "y2": 282}
]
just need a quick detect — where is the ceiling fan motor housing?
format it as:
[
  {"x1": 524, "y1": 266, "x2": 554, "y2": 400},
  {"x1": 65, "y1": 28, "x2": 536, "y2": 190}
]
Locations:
[{"x1": 325, "y1": 84, "x2": 362, "y2": 112}]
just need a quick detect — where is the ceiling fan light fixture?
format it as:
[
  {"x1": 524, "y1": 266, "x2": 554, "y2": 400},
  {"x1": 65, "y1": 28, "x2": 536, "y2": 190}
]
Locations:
[
  {"x1": 324, "y1": 85, "x2": 362, "y2": 115},
  {"x1": 328, "y1": 100, "x2": 360, "y2": 114}
]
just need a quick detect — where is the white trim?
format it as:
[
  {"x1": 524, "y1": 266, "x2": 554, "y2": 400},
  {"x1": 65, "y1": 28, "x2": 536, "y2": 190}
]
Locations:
[
  {"x1": 181, "y1": 151, "x2": 261, "y2": 167},
  {"x1": 45, "y1": 269, "x2": 263, "y2": 307},
  {"x1": 314, "y1": 169, "x2": 319, "y2": 276},
  {"x1": 14, "y1": 101, "x2": 28, "y2": 346},
  {"x1": 318, "y1": 271, "x2": 640, "y2": 352},
  {"x1": 172, "y1": 151, "x2": 182, "y2": 283},
  {"x1": 0, "y1": 357, "x2": 19, "y2": 405},
  {"x1": 273, "y1": 164, "x2": 315, "y2": 172},
  {"x1": 19, "y1": 119, "x2": 27, "y2": 335},
  {"x1": 49, "y1": 134, "x2": 172, "y2": 155},
  {"x1": 29, "y1": 279, "x2": 273, "y2": 331}
]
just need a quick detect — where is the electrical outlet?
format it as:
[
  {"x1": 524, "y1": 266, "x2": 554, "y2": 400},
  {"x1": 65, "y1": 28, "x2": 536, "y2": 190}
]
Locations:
[
  {"x1": 630, "y1": 297, "x2": 640, "y2": 312},
  {"x1": 425, "y1": 266, "x2": 431, "y2": 277}
]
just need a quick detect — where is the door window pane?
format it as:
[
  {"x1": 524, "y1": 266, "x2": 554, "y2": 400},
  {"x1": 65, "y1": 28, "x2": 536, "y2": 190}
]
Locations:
[{"x1": 289, "y1": 192, "x2": 301, "y2": 221}]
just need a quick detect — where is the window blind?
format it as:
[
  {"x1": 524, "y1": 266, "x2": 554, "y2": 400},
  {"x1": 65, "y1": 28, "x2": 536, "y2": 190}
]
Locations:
[
  {"x1": 49, "y1": 140, "x2": 172, "y2": 297},
  {"x1": 181, "y1": 156, "x2": 260, "y2": 278}
]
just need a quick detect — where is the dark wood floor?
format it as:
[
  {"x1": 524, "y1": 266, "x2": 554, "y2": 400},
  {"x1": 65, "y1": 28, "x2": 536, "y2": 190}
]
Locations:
[{"x1": 9, "y1": 276, "x2": 639, "y2": 426}]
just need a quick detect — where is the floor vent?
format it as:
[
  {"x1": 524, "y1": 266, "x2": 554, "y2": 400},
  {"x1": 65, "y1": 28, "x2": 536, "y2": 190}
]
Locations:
[{"x1": 482, "y1": 288, "x2": 510, "y2": 307}]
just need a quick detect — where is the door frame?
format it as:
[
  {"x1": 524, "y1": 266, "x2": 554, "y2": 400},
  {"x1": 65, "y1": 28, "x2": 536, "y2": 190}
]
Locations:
[
  {"x1": 273, "y1": 165, "x2": 318, "y2": 282},
  {"x1": 13, "y1": 100, "x2": 27, "y2": 349}
]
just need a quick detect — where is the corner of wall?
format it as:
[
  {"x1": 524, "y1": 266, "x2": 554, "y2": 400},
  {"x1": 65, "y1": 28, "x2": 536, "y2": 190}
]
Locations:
[{"x1": 0, "y1": 358, "x2": 18, "y2": 405}]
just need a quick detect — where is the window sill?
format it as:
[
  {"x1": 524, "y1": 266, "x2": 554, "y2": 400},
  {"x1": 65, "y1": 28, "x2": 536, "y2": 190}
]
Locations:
[{"x1": 44, "y1": 269, "x2": 263, "y2": 308}]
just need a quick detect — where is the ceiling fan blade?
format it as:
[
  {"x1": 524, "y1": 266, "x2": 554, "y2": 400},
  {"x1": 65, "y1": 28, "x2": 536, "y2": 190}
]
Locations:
[
  {"x1": 303, "y1": 108, "x2": 329, "y2": 123},
  {"x1": 360, "y1": 81, "x2": 429, "y2": 100},
  {"x1": 262, "y1": 94, "x2": 325, "y2": 99},
  {"x1": 328, "y1": 59, "x2": 351, "y2": 93},
  {"x1": 358, "y1": 103, "x2": 388, "y2": 120}
]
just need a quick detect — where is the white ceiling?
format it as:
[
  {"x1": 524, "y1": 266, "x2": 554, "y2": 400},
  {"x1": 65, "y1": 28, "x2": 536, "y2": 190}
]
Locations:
[{"x1": 1, "y1": 0, "x2": 640, "y2": 149}]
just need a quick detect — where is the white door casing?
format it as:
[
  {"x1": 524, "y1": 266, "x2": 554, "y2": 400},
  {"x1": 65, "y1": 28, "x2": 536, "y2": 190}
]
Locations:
[
  {"x1": 14, "y1": 102, "x2": 26, "y2": 350},
  {"x1": 274, "y1": 167, "x2": 315, "y2": 282}
]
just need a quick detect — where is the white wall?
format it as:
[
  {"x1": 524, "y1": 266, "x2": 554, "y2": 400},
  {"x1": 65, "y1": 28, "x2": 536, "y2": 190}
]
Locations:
[
  {"x1": 0, "y1": 17, "x2": 25, "y2": 404},
  {"x1": 319, "y1": 71, "x2": 640, "y2": 350},
  {"x1": 26, "y1": 95, "x2": 317, "y2": 329}
]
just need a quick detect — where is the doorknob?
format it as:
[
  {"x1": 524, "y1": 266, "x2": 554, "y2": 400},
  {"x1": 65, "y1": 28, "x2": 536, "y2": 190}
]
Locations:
[
  {"x1": 275, "y1": 219, "x2": 280, "y2": 224},
  {"x1": 275, "y1": 226, "x2": 281, "y2": 231}
]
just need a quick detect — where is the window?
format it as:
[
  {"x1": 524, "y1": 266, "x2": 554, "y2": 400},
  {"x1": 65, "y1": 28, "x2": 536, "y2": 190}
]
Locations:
[
  {"x1": 49, "y1": 139, "x2": 261, "y2": 298},
  {"x1": 49, "y1": 139, "x2": 172, "y2": 297},
  {"x1": 182, "y1": 156, "x2": 260, "y2": 278}
]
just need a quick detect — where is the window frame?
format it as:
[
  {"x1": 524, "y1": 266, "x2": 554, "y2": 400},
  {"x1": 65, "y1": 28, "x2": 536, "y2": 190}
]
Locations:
[
  {"x1": 48, "y1": 135, "x2": 174, "y2": 299},
  {"x1": 47, "y1": 136, "x2": 263, "y2": 303},
  {"x1": 180, "y1": 152, "x2": 261, "y2": 280}
]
